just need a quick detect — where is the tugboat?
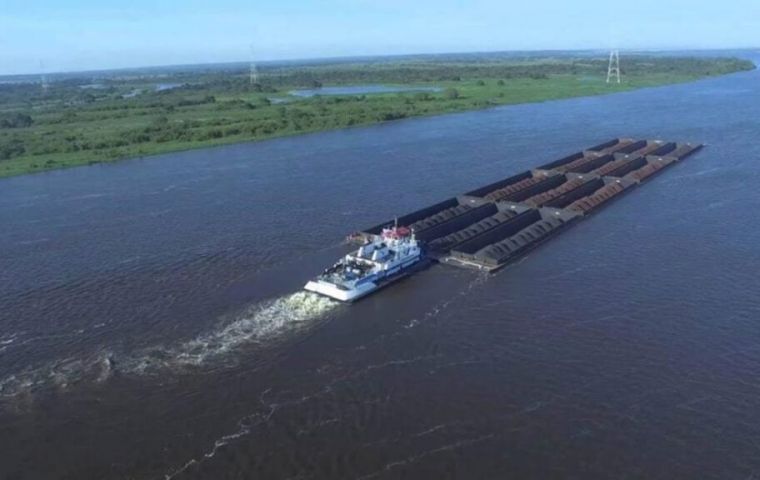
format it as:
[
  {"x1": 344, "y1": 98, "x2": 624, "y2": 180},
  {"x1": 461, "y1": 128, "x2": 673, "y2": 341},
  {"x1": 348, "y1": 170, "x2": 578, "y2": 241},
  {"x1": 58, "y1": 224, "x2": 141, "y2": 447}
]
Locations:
[{"x1": 304, "y1": 223, "x2": 424, "y2": 302}]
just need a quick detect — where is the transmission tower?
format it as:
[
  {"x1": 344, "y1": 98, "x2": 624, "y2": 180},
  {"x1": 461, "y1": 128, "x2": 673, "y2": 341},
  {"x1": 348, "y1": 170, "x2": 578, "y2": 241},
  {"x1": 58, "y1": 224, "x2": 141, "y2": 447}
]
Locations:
[
  {"x1": 249, "y1": 45, "x2": 259, "y2": 87},
  {"x1": 39, "y1": 60, "x2": 49, "y2": 92},
  {"x1": 606, "y1": 50, "x2": 621, "y2": 84},
  {"x1": 249, "y1": 61, "x2": 259, "y2": 86}
]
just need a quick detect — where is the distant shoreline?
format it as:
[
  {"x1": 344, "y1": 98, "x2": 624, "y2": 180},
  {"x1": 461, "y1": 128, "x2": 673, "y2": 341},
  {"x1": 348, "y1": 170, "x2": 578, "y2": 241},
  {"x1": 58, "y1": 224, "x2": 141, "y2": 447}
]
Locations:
[
  {"x1": 0, "y1": 55, "x2": 753, "y2": 179},
  {"x1": 1, "y1": 48, "x2": 756, "y2": 79}
]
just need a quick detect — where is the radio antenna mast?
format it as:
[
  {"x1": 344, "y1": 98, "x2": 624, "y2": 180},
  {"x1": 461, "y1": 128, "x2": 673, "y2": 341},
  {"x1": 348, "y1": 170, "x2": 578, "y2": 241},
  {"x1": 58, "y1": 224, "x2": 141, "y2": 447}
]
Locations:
[{"x1": 606, "y1": 50, "x2": 621, "y2": 84}]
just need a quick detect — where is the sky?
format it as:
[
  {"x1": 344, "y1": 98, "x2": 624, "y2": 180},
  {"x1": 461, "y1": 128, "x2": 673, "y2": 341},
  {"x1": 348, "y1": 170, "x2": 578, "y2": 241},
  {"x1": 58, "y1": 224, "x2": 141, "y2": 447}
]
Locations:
[{"x1": 1, "y1": 0, "x2": 759, "y2": 75}]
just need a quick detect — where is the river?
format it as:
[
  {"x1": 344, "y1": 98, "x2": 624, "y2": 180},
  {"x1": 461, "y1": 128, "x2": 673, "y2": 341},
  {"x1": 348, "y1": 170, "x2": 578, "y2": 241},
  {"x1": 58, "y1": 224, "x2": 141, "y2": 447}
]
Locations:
[{"x1": 1, "y1": 58, "x2": 760, "y2": 479}]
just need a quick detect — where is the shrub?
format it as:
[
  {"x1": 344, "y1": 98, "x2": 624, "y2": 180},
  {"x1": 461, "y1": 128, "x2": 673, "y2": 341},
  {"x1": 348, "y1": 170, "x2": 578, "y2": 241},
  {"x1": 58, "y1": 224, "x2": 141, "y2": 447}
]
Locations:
[
  {"x1": 0, "y1": 138, "x2": 25, "y2": 159},
  {"x1": 377, "y1": 111, "x2": 407, "y2": 121},
  {"x1": 0, "y1": 112, "x2": 33, "y2": 129},
  {"x1": 443, "y1": 88, "x2": 460, "y2": 99},
  {"x1": 152, "y1": 115, "x2": 169, "y2": 128}
]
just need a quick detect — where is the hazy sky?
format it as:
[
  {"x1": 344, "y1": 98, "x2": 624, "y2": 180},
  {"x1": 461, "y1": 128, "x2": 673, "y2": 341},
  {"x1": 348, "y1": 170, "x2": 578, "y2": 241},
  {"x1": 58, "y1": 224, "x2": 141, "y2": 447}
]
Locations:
[{"x1": 1, "y1": 0, "x2": 759, "y2": 75}]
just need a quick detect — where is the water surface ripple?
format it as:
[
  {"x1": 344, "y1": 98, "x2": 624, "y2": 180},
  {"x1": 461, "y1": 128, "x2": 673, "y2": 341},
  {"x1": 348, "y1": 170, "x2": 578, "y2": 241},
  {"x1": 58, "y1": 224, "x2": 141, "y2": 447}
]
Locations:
[{"x1": 2, "y1": 60, "x2": 760, "y2": 479}]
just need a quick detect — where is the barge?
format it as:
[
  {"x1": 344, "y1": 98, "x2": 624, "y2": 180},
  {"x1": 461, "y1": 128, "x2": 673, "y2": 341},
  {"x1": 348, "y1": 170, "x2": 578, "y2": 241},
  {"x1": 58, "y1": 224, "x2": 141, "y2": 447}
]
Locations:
[{"x1": 306, "y1": 138, "x2": 702, "y2": 300}]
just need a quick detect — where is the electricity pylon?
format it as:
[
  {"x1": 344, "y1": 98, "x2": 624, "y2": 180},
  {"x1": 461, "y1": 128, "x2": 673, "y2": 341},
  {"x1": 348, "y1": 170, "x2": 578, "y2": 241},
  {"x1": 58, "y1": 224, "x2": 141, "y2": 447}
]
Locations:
[
  {"x1": 606, "y1": 50, "x2": 621, "y2": 84},
  {"x1": 40, "y1": 60, "x2": 49, "y2": 92},
  {"x1": 249, "y1": 45, "x2": 259, "y2": 87}
]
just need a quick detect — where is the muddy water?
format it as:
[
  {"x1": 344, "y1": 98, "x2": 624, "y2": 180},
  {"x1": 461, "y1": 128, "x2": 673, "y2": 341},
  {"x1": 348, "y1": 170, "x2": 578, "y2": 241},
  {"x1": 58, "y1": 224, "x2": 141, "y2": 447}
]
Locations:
[{"x1": 2, "y1": 59, "x2": 760, "y2": 479}]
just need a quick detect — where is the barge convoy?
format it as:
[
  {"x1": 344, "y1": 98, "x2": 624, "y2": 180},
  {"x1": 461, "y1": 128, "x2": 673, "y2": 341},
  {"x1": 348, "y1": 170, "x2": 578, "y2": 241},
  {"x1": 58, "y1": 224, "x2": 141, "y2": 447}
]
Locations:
[{"x1": 304, "y1": 138, "x2": 703, "y2": 302}]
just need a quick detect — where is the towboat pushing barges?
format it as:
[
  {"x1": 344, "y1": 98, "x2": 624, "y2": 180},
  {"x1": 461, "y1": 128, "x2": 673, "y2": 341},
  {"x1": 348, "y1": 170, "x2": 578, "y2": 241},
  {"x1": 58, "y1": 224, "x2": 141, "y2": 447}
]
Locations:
[
  {"x1": 304, "y1": 224, "x2": 423, "y2": 302},
  {"x1": 305, "y1": 138, "x2": 703, "y2": 302}
]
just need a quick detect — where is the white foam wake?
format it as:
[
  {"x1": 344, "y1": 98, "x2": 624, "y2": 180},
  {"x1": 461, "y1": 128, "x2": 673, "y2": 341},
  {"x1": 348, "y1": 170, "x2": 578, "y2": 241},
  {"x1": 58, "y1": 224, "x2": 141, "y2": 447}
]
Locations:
[
  {"x1": 124, "y1": 292, "x2": 338, "y2": 374},
  {"x1": 0, "y1": 350, "x2": 115, "y2": 399},
  {"x1": 0, "y1": 292, "x2": 337, "y2": 403}
]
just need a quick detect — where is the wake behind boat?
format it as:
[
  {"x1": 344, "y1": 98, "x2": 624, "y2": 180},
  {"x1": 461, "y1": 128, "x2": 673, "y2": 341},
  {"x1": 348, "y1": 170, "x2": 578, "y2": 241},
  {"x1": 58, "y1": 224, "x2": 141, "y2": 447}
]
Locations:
[{"x1": 304, "y1": 225, "x2": 424, "y2": 302}]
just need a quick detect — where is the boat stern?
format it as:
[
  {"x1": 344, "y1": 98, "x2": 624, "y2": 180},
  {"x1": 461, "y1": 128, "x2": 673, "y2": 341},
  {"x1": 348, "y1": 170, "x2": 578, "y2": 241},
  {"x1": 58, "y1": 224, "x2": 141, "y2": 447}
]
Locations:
[{"x1": 304, "y1": 279, "x2": 376, "y2": 302}]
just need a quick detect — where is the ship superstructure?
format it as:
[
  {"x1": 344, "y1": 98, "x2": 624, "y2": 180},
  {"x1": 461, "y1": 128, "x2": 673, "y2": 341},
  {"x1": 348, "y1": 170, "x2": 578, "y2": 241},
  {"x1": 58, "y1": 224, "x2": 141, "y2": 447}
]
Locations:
[{"x1": 304, "y1": 225, "x2": 423, "y2": 302}]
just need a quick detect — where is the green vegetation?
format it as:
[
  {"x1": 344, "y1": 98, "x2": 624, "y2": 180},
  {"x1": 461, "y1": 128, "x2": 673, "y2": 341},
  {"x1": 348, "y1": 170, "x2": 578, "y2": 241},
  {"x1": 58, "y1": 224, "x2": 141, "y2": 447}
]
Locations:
[{"x1": 0, "y1": 55, "x2": 753, "y2": 177}]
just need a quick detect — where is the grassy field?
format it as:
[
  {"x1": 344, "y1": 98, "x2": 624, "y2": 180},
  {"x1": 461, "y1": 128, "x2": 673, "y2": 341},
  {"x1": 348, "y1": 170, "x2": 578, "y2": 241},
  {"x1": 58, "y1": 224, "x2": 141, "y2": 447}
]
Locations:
[{"x1": 0, "y1": 55, "x2": 753, "y2": 178}]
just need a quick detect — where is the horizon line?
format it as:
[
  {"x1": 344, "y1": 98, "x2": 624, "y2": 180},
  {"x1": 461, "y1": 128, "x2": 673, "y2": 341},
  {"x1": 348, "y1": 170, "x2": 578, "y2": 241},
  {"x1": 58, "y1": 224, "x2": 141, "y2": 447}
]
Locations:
[{"x1": 2, "y1": 46, "x2": 758, "y2": 79}]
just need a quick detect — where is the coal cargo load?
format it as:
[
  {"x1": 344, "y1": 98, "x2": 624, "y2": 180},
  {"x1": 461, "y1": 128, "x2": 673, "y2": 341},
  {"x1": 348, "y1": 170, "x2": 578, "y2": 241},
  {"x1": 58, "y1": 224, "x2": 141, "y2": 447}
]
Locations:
[{"x1": 354, "y1": 138, "x2": 703, "y2": 272}]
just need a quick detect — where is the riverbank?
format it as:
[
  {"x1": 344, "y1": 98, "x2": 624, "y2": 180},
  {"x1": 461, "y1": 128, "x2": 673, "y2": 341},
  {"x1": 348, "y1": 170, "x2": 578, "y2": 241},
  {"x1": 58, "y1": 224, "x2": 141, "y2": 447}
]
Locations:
[{"x1": 0, "y1": 54, "x2": 753, "y2": 178}]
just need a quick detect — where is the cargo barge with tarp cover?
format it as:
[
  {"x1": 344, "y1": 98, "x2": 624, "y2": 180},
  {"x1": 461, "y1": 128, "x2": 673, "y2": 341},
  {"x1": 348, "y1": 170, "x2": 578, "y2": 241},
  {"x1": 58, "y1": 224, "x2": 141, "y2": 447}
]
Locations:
[{"x1": 306, "y1": 138, "x2": 702, "y2": 301}]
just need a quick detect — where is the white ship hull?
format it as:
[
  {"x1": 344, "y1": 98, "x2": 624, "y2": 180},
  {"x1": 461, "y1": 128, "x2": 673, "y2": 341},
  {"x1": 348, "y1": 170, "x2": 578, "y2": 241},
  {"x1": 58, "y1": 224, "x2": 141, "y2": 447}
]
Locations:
[
  {"x1": 304, "y1": 279, "x2": 377, "y2": 302},
  {"x1": 305, "y1": 254, "x2": 423, "y2": 302},
  {"x1": 304, "y1": 225, "x2": 423, "y2": 302}
]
